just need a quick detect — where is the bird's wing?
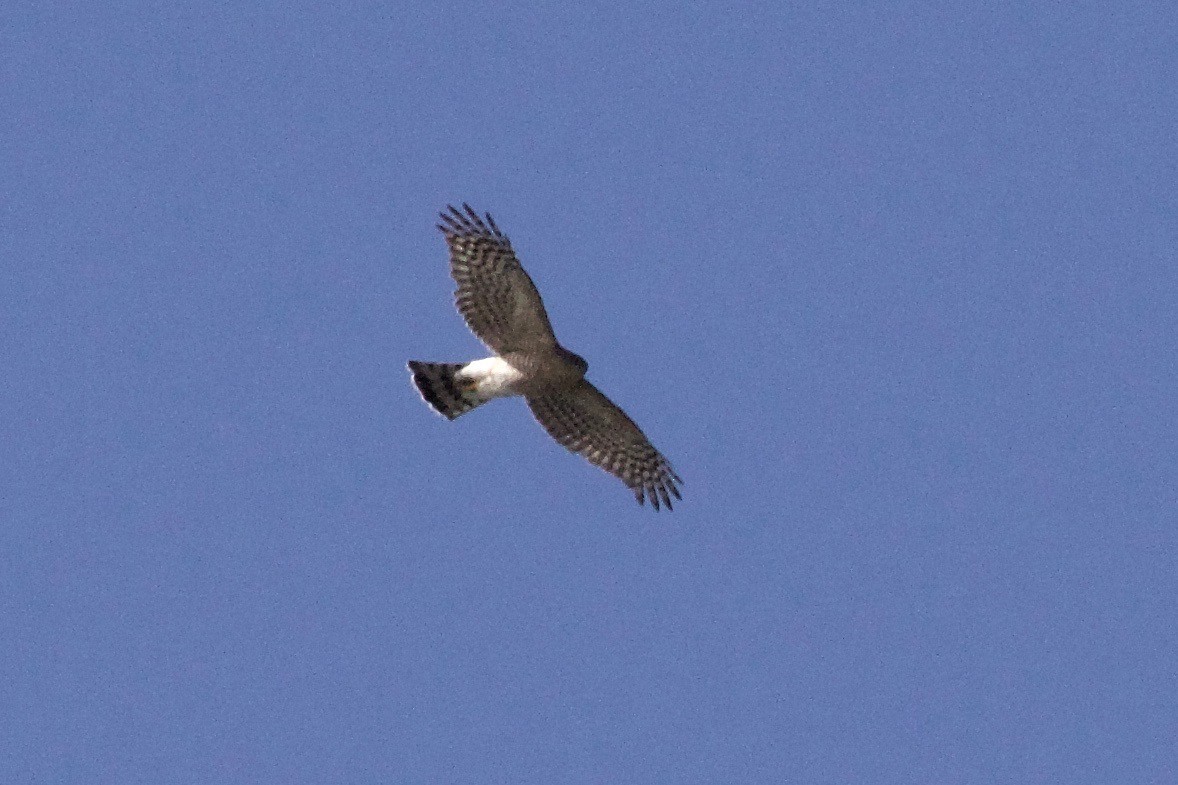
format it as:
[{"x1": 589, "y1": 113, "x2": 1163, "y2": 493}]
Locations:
[
  {"x1": 437, "y1": 204, "x2": 558, "y2": 354},
  {"x1": 527, "y1": 379, "x2": 681, "y2": 510}
]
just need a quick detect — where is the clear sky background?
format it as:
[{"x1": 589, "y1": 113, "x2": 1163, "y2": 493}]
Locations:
[{"x1": 2, "y1": 3, "x2": 1175, "y2": 783}]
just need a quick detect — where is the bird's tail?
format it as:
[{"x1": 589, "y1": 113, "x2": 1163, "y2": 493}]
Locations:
[{"x1": 407, "y1": 361, "x2": 488, "y2": 420}]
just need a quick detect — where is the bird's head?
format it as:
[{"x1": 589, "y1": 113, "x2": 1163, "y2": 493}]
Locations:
[{"x1": 560, "y1": 346, "x2": 589, "y2": 377}]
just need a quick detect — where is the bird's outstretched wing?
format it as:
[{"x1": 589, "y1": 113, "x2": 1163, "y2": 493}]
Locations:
[
  {"x1": 437, "y1": 204, "x2": 558, "y2": 354},
  {"x1": 527, "y1": 380, "x2": 682, "y2": 510}
]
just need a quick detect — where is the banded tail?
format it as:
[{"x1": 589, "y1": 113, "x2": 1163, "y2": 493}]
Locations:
[{"x1": 407, "y1": 361, "x2": 487, "y2": 420}]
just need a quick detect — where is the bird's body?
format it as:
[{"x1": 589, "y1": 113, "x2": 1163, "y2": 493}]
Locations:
[
  {"x1": 457, "y1": 355, "x2": 530, "y2": 398},
  {"x1": 408, "y1": 204, "x2": 681, "y2": 510}
]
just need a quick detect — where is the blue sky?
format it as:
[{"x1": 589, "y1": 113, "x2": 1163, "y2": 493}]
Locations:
[{"x1": 2, "y1": 2, "x2": 1175, "y2": 783}]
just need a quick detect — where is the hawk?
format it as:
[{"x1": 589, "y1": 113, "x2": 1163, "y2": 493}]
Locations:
[{"x1": 408, "y1": 204, "x2": 682, "y2": 510}]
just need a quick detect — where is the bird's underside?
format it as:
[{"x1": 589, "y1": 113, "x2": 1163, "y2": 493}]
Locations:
[{"x1": 408, "y1": 203, "x2": 681, "y2": 510}]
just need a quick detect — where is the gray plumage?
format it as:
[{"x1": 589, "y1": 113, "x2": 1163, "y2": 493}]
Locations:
[{"x1": 410, "y1": 204, "x2": 681, "y2": 510}]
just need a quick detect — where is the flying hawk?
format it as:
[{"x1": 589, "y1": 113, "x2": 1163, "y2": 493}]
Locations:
[{"x1": 408, "y1": 204, "x2": 682, "y2": 510}]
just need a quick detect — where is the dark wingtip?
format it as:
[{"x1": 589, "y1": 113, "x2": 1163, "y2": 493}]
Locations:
[
  {"x1": 438, "y1": 204, "x2": 464, "y2": 233},
  {"x1": 634, "y1": 476, "x2": 683, "y2": 511},
  {"x1": 438, "y1": 203, "x2": 506, "y2": 243}
]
